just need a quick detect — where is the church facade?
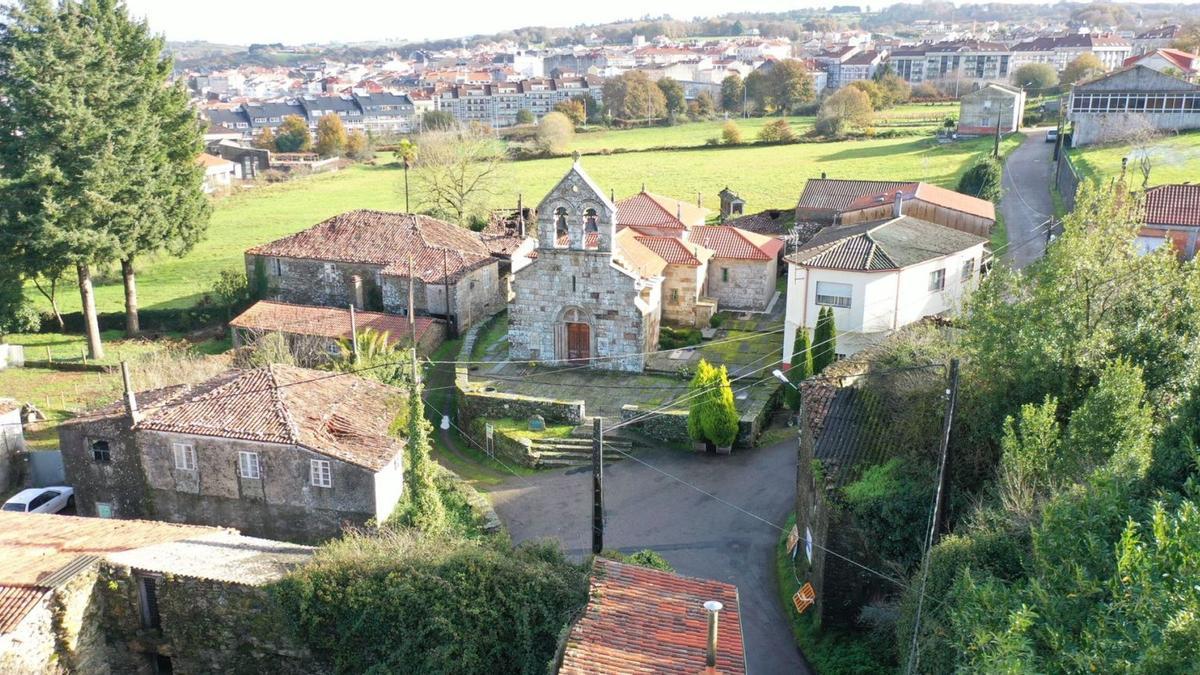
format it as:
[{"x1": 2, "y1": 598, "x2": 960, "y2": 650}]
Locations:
[{"x1": 507, "y1": 162, "x2": 663, "y2": 373}]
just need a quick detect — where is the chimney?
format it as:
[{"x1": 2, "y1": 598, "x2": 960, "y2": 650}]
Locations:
[
  {"x1": 120, "y1": 361, "x2": 141, "y2": 424},
  {"x1": 517, "y1": 193, "x2": 525, "y2": 238},
  {"x1": 893, "y1": 191, "x2": 904, "y2": 217},
  {"x1": 677, "y1": 202, "x2": 683, "y2": 222},
  {"x1": 704, "y1": 600, "x2": 723, "y2": 669},
  {"x1": 351, "y1": 275, "x2": 365, "y2": 309}
]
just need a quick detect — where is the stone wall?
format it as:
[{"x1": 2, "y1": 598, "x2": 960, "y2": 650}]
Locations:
[
  {"x1": 660, "y1": 262, "x2": 708, "y2": 327},
  {"x1": 60, "y1": 414, "x2": 151, "y2": 521},
  {"x1": 99, "y1": 565, "x2": 320, "y2": 674},
  {"x1": 381, "y1": 262, "x2": 503, "y2": 331},
  {"x1": 620, "y1": 405, "x2": 689, "y2": 444},
  {"x1": 0, "y1": 407, "x2": 23, "y2": 492},
  {"x1": 458, "y1": 386, "x2": 585, "y2": 427},
  {"x1": 0, "y1": 589, "x2": 56, "y2": 673},
  {"x1": 247, "y1": 254, "x2": 387, "y2": 312},
  {"x1": 467, "y1": 417, "x2": 537, "y2": 468},
  {"x1": 0, "y1": 560, "x2": 109, "y2": 674},
  {"x1": 706, "y1": 258, "x2": 778, "y2": 311}
]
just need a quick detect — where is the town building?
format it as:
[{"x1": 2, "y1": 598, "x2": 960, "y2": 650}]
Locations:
[
  {"x1": 557, "y1": 558, "x2": 747, "y2": 674},
  {"x1": 1122, "y1": 48, "x2": 1199, "y2": 81},
  {"x1": 1136, "y1": 183, "x2": 1200, "y2": 259},
  {"x1": 1131, "y1": 25, "x2": 1182, "y2": 56},
  {"x1": 59, "y1": 364, "x2": 406, "y2": 543},
  {"x1": 229, "y1": 300, "x2": 447, "y2": 363},
  {"x1": 0, "y1": 512, "x2": 313, "y2": 674},
  {"x1": 1010, "y1": 34, "x2": 1132, "y2": 73},
  {"x1": 246, "y1": 210, "x2": 504, "y2": 331},
  {"x1": 958, "y1": 82, "x2": 1027, "y2": 134},
  {"x1": 886, "y1": 40, "x2": 1012, "y2": 85},
  {"x1": 829, "y1": 50, "x2": 884, "y2": 89},
  {"x1": 205, "y1": 139, "x2": 271, "y2": 180},
  {"x1": 783, "y1": 215, "x2": 987, "y2": 357},
  {"x1": 795, "y1": 178, "x2": 997, "y2": 237},
  {"x1": 197, "y1": 152, "x2": 236, "y2": 193},
  {"x1": 1066, "y1": 66, "x2": 1200, "y2": 147},
  {"x1": 432, "y1": 76, "x2": 600, "y2": 127}
]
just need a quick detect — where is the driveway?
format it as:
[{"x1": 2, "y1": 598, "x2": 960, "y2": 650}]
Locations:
[
  {"x1": 998, "y1": 128, "x2": 1056, "y2": 269},
  {"x1": 487, "y1": 438, "x2": 810, "y2": 674}
]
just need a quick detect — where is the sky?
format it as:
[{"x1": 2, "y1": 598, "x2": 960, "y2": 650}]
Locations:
[{"x1": 122, "y1": 0, "x2": 1048, "y2": 46}]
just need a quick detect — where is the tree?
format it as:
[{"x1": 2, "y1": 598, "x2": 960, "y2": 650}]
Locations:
[
  {"x1": 1170, "y1": 20, "x2": 1200, "y2": 54},
  {"x1": 815, "y1": 87, "x2": 874, "y2": 136},
  {"x1": 391, "y1": 350, "x2": 447, "y2": 531},
  {"x1": 254, "y1": 126, "x2": 277, "y2": 151},
  {"x1": 687, "y1": 360, "x2": 717, "y2": 444},
  {"x1": 765, "y1": 60, "x2": 816, "y2": 114},
  {"x1": 515, "y1": 108, "x2": 535, "y2": 125},
  {"x1": 876, "y1": 72, "x2": 912, "y2": 108},
  {"x1": 731, "y1": 19, "x2": 745, "y2": 35},
  {"x1": 811, "y1": 307, "x2": 837, "y2": 373},
  {"x1": 757, "y1": 118, "x2": 796, "y2": 143},
  {"x1": 785, "y1": 327, "x2": 813, "y2": 413},
  {"x1": 704, "y1": 364, "x2": 740, "y2": 448},
  {"x1": 344, "y1": 130, "x2": 371, "y2": 160},
  {"x1": 535, "y1": 111, "x2": 574, "y2": 154},
  {"x1": 421, "y1": 110, "x2": 456, "y2": 131},
  {"x1": 957, "y1": 157, "x2": 1003, "y2": 202},
  {"x1": 315, "y1": 113, "x2": 348, "y2": 158},
  {"x1": 657, "y1": 76, "x2": 686, "y2": 117},
  {"x1": 694, "y1": 90, "x2": 716, "y2": 118},
  {"x1": 720, "y1": 73, "x2": 745, "y2": 113},
  {"x1": 1011, "y1": 63, "x2": 1058, "y2": 91},
  {"x1": 744, "y1": 70, "x2": 769, "y2": 114},
  {"x1": 1061, "y1": 52, "x2": 1105, "y2": 85},
  {"x1": 413, "y1": 127, "x2": 502, "y2": 226},
  {"x1": 0, "y1": 0, "x2": 207, "y2": 356},
  {"x1": 275, "y1": 115, "x2": 313, "y2": 152},
  {"x1": 602, "y1": 70, "x2": 666, "y2": 123},
  {"x1": 0, "y1": 269, "x2": 40, "y2": 340},
  {"x1": 552, "y1": 99, "x2": 585, "y2": 126},
  {"x1": 396, "y1": 138, "x2": 417, "y2": 213},
  {"x1": 847, "y1": 80, "x2": 884, "y2": 110},
  {"x1": 721, "y1": 121, "x2": 743, "y2": 145}
]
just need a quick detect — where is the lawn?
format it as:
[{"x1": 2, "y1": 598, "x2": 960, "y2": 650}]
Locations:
[
  {"x1": 28, "y1": 132, "x2": 1015, "y2": 318},
  {"x1": 1069, "y1": 129, "x2": 1200, "y2": 186}
]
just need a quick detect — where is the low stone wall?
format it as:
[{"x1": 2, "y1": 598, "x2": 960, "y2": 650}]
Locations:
[
  {"x1": 620, "y1": 405, "x2": 689, "y2": 445},
  {"x1": 467, "y1": 417, "x2": 537, "y2": 468}
]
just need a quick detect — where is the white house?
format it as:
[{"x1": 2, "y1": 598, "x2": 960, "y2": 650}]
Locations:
[
  {"x1": 197, "y1": 153, "x2": 237, "y2": 193},
  {"x1": 782, "y1": 215, "x2": 987, "y2": 359}
]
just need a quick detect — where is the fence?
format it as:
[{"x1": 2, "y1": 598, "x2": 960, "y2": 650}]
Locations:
[{"x1": 1055, "y1": 150, "x2": 1081, "y2": 213}]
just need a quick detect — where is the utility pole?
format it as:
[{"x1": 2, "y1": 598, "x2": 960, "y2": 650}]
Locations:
[
  {"x1": 992, "y1": 108, "x2": 1002, "y2": 159},
  {"x1": 931, "y1": 358, "x2": 960, "y2": 544},
  {"x1": 349, "y1": 304, "x2": 360, "y2": 364},
  {"x1": 592, "y1": 417, "x2": 604, "y2": 555}
]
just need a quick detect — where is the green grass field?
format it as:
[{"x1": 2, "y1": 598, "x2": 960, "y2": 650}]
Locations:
[
  {"x1": 28, "y1": 130, "x2": 1014, "y2": 317},
  {"x1": 1069, "y1": 130, "x2": 1200, "y2": 186}
]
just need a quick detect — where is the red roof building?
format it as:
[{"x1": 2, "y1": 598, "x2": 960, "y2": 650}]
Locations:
[
  {"x1": 1139, "y1": 184, "x2": 1200, "y2": 259},
  {"x1": 559, "y1": 558, "x2": 747, "y2": 674}
]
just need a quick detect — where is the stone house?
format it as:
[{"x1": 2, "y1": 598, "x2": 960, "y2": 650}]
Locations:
[
  {"x1": 508, "y1": 162, "x2": 663, "y2": 373},
  {"x1": 957, "y1": 82, "x2": 1026, "y2": 135},
  {"x1": 796, "y1": 178, "x2": 996, "y2": 238},
  {"x1": 59, "y1": 364, "x2": 406, "y2": 544},
  {"x1": 718, "y1": 187, "x2": 746, "y2": 221},
  {"x1": 691, "y1": 225, "x2": 783, "y2": 311},
  {"x1": 246, "y1": 210, "x2": 504, "y2": 332},
  {"x1": 627, "y1": 232, "x2": 716, "y2": 326},
  {"x1": 0, "y1": 512, "x2": 315, "y2": 674},
  {"x1": 1067, "y1": 66, "x2": 1200, "y2": 147},
  {"x1": 229, "y1": 299, "x2": 446, "y2": 363},
  {"x1": 783, "y1": 215, "x2": 987, "y2": 358}
]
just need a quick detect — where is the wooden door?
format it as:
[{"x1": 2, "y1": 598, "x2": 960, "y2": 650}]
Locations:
[{"x1": 566, "y1": 322, "x2": 590, "y2": 363}]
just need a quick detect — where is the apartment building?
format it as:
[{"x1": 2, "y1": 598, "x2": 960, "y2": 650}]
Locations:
[{"x1": 887, "y1": 40, "x2": 1011, "y2": 84}]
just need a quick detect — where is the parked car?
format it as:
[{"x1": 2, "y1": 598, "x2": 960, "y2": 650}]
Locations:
[
  {"x1": 2, "y1": 486, "x2": 74, "y2": 514},
  {"x1": 1045, "y1": 128, "x2": 1058, "y2": 144}
]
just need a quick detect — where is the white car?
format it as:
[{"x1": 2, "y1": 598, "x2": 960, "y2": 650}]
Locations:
[{"x1": 2, "y1": 486, "x2": 75, "y2": 514}]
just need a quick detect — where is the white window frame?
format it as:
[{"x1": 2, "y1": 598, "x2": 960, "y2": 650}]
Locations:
[
  {"x1": 815, "y1": 281, "x2": 852, "y2": 309},
  {"x1": 172, "y1": 442, "x2": 196, "y2": 471},
  {"x1": 238, "y1": 451, "x2": 261, "y2": 479},
  {"x1": 310, "y1": 459, "x2": 332, "y2": 488},
  {"x1": 928, "y1": 268, "x2": 946, "y2": 292},
  {"x1": 961, "y1": 258, "x2": 975, "y2": 281}
]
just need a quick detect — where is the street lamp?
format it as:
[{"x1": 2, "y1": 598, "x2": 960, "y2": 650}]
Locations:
[{"x1": 772, "y1": 369, "x2": 794, "y2": 388}]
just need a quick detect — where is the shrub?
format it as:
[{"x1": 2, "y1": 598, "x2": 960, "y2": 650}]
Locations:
[
  {"x1": 515, "y1": 108, "x2": 535, "y2": 125},
  {"x1": 758, "y1": 118, "x2": 796, "y2": 143},
  {"x1": 957, "y1": 157, "x2": 1002, "y2": 202},
  {"x1": 536, "y1": 111, "x2": 574, "y2": 155},
  {"x1": 659, "y1": 326, "x2": 702, "y2": 350},
  {"x1": 600, "y1": 548, "x2": 675, "y2": 572},
  {"x1": 721, "y1": 121, "x2": 743, "y2": 145}
]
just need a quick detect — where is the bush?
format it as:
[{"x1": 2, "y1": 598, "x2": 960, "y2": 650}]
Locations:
[
  {"x1": 758, "y1": 118, "x2": 796, "y2": 143},
  {"x1": 600, "y1": 548, "x2": 675, "y2": 572},
  {"x1": 271, "y1": 530, "x2": 589, "y2": 674},
  {"x1": 957, "y1": 157, "x2": 1003, "y2": 202},
  {"x1": 709, "y1": 314, "x2": 725, "y2": 328},
  {"x1": 536, "y1": 111, "x2": 574, "y2": 155},
  {"x1": 659, "y1": 326, "x2": 702, "y2": 350},
  {"x1": 721, "y1": 121, "x2": 743, "y2": 145},
  {"x1": 515, "y1": 108, "x2": 535, "y2": 125}
]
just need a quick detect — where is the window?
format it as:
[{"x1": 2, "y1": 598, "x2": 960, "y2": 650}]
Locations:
[
  {"x1": 815, "y1": 281, "x2": 852, "y2": 308},
  {"x1": 28, "y1": 492, "x2": 53, "y2": 510},
  {"x1": 929, "y1": 268, "x2": 946, "y2": 291},
  {"x1": 238, "y1": 451, "x2": 261, "y2": 479},
  {"x1": 721, "y1": 268, "x2": 729, "y2": 282},
  {"x1": 91, "y1": 439, "x2": 111, "y2": 463},
  {"x1": 95, "y1": 502, "x2": 114, "y2": 518},
  {"x1": 310, "y1": 459, "x2": 332, "y2": 488},
  {"x1": 270, "y1": 257, "x2": 282, "y2": 276},
  {"x1": 172, "y1": 443, "x2": 196, "y2": 471},
  {"x1": 961, "y1": 258, "x2": 975, "y2": 281},
  {"x1": 671, "y1": 288, "x2": 680, "y2": 303},
  {"x1": 138, "y1": 575, "x2": 161, "y2": 629}
]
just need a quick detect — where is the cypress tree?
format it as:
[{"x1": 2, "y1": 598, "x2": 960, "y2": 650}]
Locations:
[
  {"x1": 812, "y1": 307, "x2": 837, "y2": 374},
  {"x1": 687, "y1": 360, "x2": 717, "y2": 443},
  {"x1": 786, "y1": 327, "x2": 813, "y2": 412},
  {"x1": 704, "y1": 365, "x2": 741, "y2": 448}
]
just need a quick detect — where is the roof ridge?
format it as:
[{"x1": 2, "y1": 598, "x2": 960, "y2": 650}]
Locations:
[{"x1": 266, "y1": 364, "x2": 301, "y2": 444}]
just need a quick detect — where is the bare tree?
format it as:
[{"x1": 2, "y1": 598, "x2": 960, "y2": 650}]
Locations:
[
  {"x1": 1097, "y1": 116, "x2": 1161, "y2": 188},
  {"x1": 412, "y1": 126, "x2": 504, "y2": 227}
]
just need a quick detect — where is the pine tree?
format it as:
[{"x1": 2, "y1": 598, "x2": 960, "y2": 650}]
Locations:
[{"x1": 785, "y1": 327, "x2": 813, "y2": 412}]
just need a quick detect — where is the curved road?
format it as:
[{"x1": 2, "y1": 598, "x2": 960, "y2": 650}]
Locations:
[
  {"x1": 998, "y1": 127, "x2": 1056, "y2": 268},
  {"x1": 486, "y1": 439, "x2": 810, "y2": 674}
]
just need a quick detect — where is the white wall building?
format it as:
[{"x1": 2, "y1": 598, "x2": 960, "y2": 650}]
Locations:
[{"x1": 782, "y1": 215, "x2": 986, "y2": 359}]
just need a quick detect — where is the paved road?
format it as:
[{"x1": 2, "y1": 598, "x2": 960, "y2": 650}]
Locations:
[
  {"x1": 487, "y1": 439, "x2": 810, "y2": 674},
  {"x1": 998, "y1": 128, "x2": 1056, "y2": 269}
]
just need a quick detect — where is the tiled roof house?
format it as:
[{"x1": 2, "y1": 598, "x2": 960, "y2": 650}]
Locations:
[{"x1": 1138, "y1": 183, "x2": 1200, "y2": 259}]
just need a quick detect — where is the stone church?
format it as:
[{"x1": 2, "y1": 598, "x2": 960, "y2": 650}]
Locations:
[{"x1": 507, "y1": 161, "x2": 663, "y2": 373}]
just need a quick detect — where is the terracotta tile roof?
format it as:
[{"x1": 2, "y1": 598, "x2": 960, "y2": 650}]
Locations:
[
  {"x1": 197, "y1": 152, "x2": 235, "y2": 169},
  {"x1": 796, "y1": 179, "x2": 913, "y2": 215},
  {"x1": 560, "y1": 558, "x2": 746, "y2": 674},
  {"x1": 229, "y1": 301, "x2": 438, "y2": 346},
  {"x1": 617, "y1": 191, "x2": 709, "y2": 229},
  {"x1": 633, "y1": 234, "x2": 710, "y2": 266},
  {"x1": 247, "y1": 210, "x2": 496, "y2": 284},
  {"x1": 1124, "y1": 48, "x2": 1199, "y2": 73},
  {"x1": 788, "y1": 216, "x2": 986, "y2": 271},
  {"x1": 841, "y1": 182, "x2": 996, "y2": 222},
  {"x1": 724, "y1": 210, "x2": 793, "y2": 235},
  {"x1": 114, "y1": 365, "x2": 404, "y2": 471},
  {"x1": 614, "y1": 228, "x2": 669, "y2": 279},
  {"x1": 1144, "y1": 184, "x2": 1200, "y2": 227},
  {"x1": 0, "y1": 585, "x2": 49, "y2": 633},
  {"x1": 0, "y1": 512, "x2": 223, "y2": 587},
  {"x1": 690, "y1": 225, "x2": 784, "y2": 261}
]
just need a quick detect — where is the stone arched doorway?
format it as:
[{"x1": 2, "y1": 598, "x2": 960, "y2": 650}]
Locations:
[{"x1": 560, "y1": 307, "x2": 591, "y2": 364}]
